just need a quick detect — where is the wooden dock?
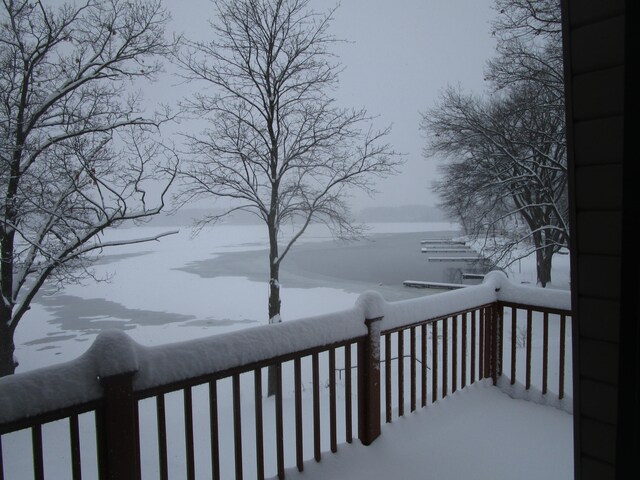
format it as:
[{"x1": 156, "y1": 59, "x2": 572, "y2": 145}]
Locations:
[
  {"x1": 421, "y1": 247, "x2": 474, "y2": 253},
  {"x1": 427, "y1": 256, "x2": 483, "y2": 262},
  {"x1": 462, "y1": 272, "x2": 485, "y2": 280},
  {"x1": 403, "y1": 280, "x2": 468, "y2": 290},
  {"x1": 420, "y1": 239, "x2": 467, "y2": 245}
]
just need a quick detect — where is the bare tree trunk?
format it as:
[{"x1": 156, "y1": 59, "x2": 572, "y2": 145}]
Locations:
[
  {"x1": 267, "y1": 221, "x2": 282, "y2": 396},
  {"x1": 535, "y1": 245, "x2": 553, "y2": 288},
  {"x1": 0, "y1": 311, "x2": 17, "y2": 376}
]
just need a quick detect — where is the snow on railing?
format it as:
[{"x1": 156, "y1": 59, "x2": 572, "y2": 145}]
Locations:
[
  {"x1": 383, "y1": 271, "x2": 569, "y2": 333},
  {"x1": 0, "y1": 304, "x2": 368, "y2": 425},
  {"x1": 0, "y1": 271, "x2": 570, "y2": 425}
]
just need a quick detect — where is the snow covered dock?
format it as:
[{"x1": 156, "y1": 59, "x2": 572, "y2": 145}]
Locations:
[
  {"x1": 427, "y1": 256, "x2": 483, "y2": 262},
  {"x1": 403, "y1": 280, "x2": 469, "y2": 290},
  {"x1": 420, "y1": 239, "x2": 467, "y2": 245}
]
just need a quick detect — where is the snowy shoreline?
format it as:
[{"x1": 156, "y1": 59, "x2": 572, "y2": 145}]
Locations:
[
  {"x1": 14, "y1": 221, "x2": 570, "y2": 374},
  {"x1": 15, "y1": 223, "x2": 459, "y2": 373}
]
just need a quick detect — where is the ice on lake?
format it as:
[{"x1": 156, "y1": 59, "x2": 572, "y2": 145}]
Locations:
[{"x1": 16, "y1": 222, "x2": 462, "y2": 372}]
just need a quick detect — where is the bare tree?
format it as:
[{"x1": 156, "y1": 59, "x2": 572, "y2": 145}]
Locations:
[
  {"x1": 425, "y1": 82, "x2": 567, "y2": 287},
  {"x1": 422, "y1": 0, "x2": 566, "y2": 287},
  {"x1": 0, "y1": 0, "x2": 179, "y2": 376},
  {"x1": 175, "y1": 0, "x2": 399, "y2": 394}
]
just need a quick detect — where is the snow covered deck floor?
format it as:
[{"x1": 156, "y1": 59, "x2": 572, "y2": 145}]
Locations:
[{"x1": 276, "y1": 381, "x2": 573, "y2": 480}]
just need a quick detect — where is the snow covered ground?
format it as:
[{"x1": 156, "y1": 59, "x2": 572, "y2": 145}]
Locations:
[{"x1": 4, "y1": 221, "x2": 573, "y2": 480}]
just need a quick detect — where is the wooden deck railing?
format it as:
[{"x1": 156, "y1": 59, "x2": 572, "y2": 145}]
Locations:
[
  {"x1": 0, "y1": 272, "x2": 571, "y2": 479},
  {"x1": 380, "y1": 303, "x2": 498, "y2": 423}
]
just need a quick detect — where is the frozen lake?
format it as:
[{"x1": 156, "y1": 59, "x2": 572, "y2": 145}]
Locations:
[{"x1": 16, "y1": 222, "x2": 469, "y2": 373}]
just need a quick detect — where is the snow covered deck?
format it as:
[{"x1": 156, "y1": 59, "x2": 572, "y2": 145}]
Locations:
[{"x1": 279, "y1": 381, "x2": 573, "y2": 480}]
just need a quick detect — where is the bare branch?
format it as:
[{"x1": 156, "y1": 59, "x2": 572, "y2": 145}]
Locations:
[
  {"x1": 422, "y1": 1, "x2": 567, "y2": 287},
  {"x1": 0, "y1": 0, "x2": 179, "y2": 373}
]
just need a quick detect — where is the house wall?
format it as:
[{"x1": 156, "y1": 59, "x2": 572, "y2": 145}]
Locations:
[{"x1": 562, "y1": 1, "x2": 637, "y2": 479}]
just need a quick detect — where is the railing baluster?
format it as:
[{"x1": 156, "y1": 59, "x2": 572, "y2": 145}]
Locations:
[
  {"x1": 485, "y1": 307, "x2": 493, "y2": 381},
  {"x1": 479, "y1": 308, "x2": 485, "y2": 379},
  {"x1": 442, "y1": 317, "x2": 448, "y2": 398},
  {"x1": 526, "y1": 309, "x2": 533, "y2": 390},
  {"x1": 410, "y1": 326, "x2": 416, "y2": 412},
  {"x1": 484, "y1": 307, "x2": 491, "y2": 383},
  {"x1": 398, "y1": 331, "x2": 404, "y2": 416},
  {"x1": 232, "y1": 375, "x2": 243, "y2": 480},
  {"x1": 471, "y1": 310, "x2": 476, "y2": 384},
  {"x1": 345, "y1": 345, "x2": 353, "y2": 443},
  {"x1": 156, "y1": 395, "x2": 168, "y2": 480},
  {"x1": 452, "y1": 316, "x2": 457, "y2": 394},
  {"x1": 421, "y1": 323, "x2": 427, "y2": 407},
  {"x1": 329, "y1": 349, "x2": 337, "y2": 453},
  {"x1": 559, "y1": 314, "x2": 566, "y2": 399},
  {"x1": 488, "y1": 306, "x2": 494, "y2": 379},
  {"x1": 209, "y1": 381, "x2": 220, "y2": 480},
  {"x1": 491, "y1": 305, "x2": 499, "y2": 385},
  {"x1": 511, "y1": 306, "x2": 517, "y2": 385},
  {"x1": 134, "y1": 403, "x2": 141, "y2": 480},
  {"x1": 184, "y1": 387, "x2": 195, "y2": 480},
  {"x1": 498, "y1": 304, "x2": 504, "y2": 376},
  {"x1": 461, "y1": 312, "x2": 467, "y2": 389},
  {"x1": 432, "y1": 322, "x2": 438, "y2": 403},
  {"x1": 0, "y1": 435, "x2": 4, "y2": 480},
  {"x1": 312, "y1": 353, "x2": 321, "y2": 462},
  {"x1": 275, "y1": 364, "x2": 284, "y2": 480},
  {"x1": 542, "y1": 312, "x2": 549, "y2": 394},
  {"x1": 69, "y1": 414, "x2": 82, "y2": 480},
  {"x1": 32, "y1": 424, "x2": 44, "y2": 480},
  {"x1": 95, "y1": 408, "x2": 107, "y2": 480},
  {"x1": 255, "y1": 369, "x2": 265, "y2": 480},
  {"x1": 385, "y1": 334, "x2": 391, "y2": 423},
  {"x1": 294, "y1": 359, "x2": 303, "y2": 472}
]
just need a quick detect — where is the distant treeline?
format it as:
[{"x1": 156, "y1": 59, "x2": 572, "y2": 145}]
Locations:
[
  {"x1": 355, "y1": 205, "x2": 450, "y2": 223},
  {"x1": 143, "y1": 206, "x2": 450, "y2": 227}
]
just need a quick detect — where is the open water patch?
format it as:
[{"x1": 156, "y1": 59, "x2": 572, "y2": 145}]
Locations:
[{"x1": 35, "y1": 294, "x2": 197, "y2": 335}]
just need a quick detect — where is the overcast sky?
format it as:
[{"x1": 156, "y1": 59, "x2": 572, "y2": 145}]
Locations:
[{"x1": 164, "y1": 0, "x2": 497, "y2": 210}]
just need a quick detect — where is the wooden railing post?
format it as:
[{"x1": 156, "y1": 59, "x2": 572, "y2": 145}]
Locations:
[
  {"x1": 91, "y1": 330, "x2": 141, "y2": 480},
  {"x1": 480, "y1": 303, "x2": 502, "y2": 385},
  {"x1": 97, "y1": 371, "x2": 139, "y2": 480},
  {"x1": 358, "y1": 315, "x2": 383, "y2": 446},
  {"x1": 482, "y1": 304, "x2": 502, "y2": 385}
]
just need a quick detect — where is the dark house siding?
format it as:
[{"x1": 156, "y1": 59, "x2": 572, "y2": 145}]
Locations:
[{"x1": 562, "y1": 1, "x2": 637, "y2": 479}]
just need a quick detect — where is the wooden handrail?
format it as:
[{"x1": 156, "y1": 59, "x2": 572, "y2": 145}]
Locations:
[{"x1": 133, "y1": 336, "x2": 365, "y2": 400}]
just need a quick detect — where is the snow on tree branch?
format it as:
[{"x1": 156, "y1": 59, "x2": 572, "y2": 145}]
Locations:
[{"x1": 0, "y1": 0, "x2": 180, "y2": 376}]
